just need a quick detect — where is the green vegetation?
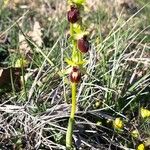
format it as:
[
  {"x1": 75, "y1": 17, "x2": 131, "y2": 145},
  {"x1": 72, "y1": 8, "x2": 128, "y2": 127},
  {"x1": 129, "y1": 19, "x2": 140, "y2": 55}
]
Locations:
[{"x1": 0, "y1": 0, "x2": 150, "y2": 149}]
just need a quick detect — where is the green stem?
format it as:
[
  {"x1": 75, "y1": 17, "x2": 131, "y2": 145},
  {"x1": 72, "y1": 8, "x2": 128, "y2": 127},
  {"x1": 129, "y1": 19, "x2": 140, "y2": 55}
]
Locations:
[
  {"x1": 70, "y1": 23, "x2": 79, "y2": 64},
  {"x1": 66, "y1": 83, "x2": 77, "y2": 149},
  {"x1": 70, "y1": 23, "x2": 76, "y2": 61},
  {"x1": 70, "y1": 83, "x2": 77, "y2": 119}
]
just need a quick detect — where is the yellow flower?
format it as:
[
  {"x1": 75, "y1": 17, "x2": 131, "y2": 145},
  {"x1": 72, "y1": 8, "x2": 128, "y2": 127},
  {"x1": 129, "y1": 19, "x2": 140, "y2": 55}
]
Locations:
[
  {"x1": 113, "y1": 118, "x2": 123, "y2": 129},
  {"x1": 15, "y1": 58, "x2": 28, "y2": 68},
  {"x1": 131, "y1": 130, "x2": 139, "y2": 138},
  {"x1": 140, "y1": 108, "x2": 150, "y2": 119},
  {"x1": 137, "y1": 143, "x2": 145, "y2": 150}
]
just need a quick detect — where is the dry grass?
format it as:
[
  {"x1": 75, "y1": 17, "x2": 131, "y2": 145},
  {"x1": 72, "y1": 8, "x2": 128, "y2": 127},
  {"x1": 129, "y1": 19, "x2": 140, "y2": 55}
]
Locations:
[{"x1": 0, "y1": 0, "x2": 150, "y2": 149}]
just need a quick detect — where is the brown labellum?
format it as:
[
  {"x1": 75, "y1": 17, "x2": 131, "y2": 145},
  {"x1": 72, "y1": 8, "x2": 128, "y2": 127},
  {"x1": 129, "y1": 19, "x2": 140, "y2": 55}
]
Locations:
[
  {"x1": 67, "y1": 6, "x2": 80, "y2": 23},
  {"x1": 77, "y1": 36, "x2": 89, "y2": 53},
  {"x1": 70, "y1": 67, "x2": 81, "y2": 83}
]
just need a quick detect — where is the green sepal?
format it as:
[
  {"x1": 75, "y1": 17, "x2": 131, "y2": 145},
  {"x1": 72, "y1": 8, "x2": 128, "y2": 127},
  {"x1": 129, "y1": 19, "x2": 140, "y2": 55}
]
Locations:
[
  {"x1": 72, "y1": 0, "x2": 86, "y2": 5},
  {"x1": 65, "y1": 58, "x2": 77, "y2": 66},
  {"x1": 74, "y1": 31, "x2": 89, "y2": 40},
  {"x1": 73, "y1": 23, "x2": 82, "y2": 33},
  {"x1": 65, "y1": 58, "x2": 85, "y2": 66},
  {"x1": 67, "y1": 0, "x2": 74, "y2": 5},
  {"x1": 57, "y1": 67, "x2": 72, "y2": 77}
]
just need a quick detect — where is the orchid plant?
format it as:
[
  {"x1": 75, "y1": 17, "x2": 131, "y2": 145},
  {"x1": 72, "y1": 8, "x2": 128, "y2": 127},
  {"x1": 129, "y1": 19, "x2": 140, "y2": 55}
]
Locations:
[{"x1": 65, "y1": 0, "x2": 90, "y2": 149}]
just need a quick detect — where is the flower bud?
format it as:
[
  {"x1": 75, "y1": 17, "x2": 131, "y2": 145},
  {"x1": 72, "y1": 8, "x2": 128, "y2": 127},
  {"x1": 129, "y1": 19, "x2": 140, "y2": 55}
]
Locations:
[
  {"x1": 70, "y1": 67, "x2": 81, "y2": 83},
  {"x1": 140, "y1": 108, "x2": 150, "y2": 119},
  {"x1": 113, "y1": 118, "x2": 124, "y2": 130},
  {"x1": 77, "y1": 36, "x2": 89, "y2": 53},
  {"x1": 131, "y1": 130, "x2": 139, "y2": 138},
  {"x1": 67, "y1": 6, "x2": 80, "y2": 23},
  {"x1": 137, "y1": 143, "x2": 145, "y2": 150}
]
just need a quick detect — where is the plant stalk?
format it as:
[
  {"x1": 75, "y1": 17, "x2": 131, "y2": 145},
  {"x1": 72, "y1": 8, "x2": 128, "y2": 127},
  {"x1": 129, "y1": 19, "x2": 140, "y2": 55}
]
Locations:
[{"x1": 66, "y1": 83, "x2": 77, "y2": 149}]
